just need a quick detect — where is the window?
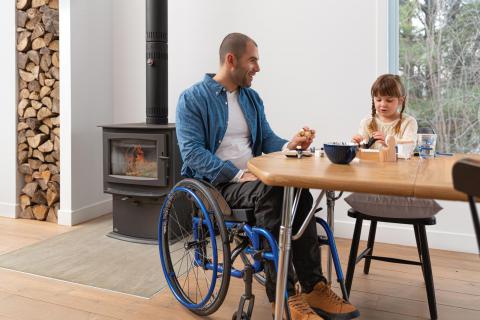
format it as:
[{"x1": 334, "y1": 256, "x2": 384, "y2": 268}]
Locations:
[{"x1": 390, "y1": 0, "x2": 480, "y2": 153}]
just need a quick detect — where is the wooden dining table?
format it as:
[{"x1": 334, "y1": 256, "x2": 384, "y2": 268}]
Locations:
[{"x1": 247, "y1": 152, "x2": 479, "y2": 320}]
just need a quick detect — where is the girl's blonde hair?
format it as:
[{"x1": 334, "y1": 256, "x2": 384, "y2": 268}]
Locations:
[{"x1": 368, "y1": 74, "x2": 406, "y2": 135}]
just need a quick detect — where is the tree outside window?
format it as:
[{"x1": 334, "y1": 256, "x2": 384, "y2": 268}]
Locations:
[{"x1": 399, "y1": 0, "x2": 480, "y2": 153}]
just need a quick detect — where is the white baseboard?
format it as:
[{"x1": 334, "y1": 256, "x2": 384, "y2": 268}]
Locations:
[
  {"x1": 58, "y1": 198, "x2": 112, "y2": 226},
  {"x1": 333, "y1": 220, "x2": 478, "y2": 254},
  {"x1": 0, "y1": 201, "x2": 19, "y2": 218}
]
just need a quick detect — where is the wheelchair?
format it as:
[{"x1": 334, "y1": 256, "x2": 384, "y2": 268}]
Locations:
[{"x1": 158, "y1": 178, "x2": 348, "y2": 320}]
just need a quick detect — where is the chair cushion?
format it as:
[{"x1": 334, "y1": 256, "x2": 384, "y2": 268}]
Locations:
[{"x1": 344, "y1": 193, "x2": 442, "y2": 219}]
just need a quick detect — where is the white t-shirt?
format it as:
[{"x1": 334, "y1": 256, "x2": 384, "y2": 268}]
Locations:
[
  {"x1": 215, "y1": 90, "x2": 253, "y2": 179},
  {"x1": 357, "y1": 113, "x2": 418, "y2": 149}
]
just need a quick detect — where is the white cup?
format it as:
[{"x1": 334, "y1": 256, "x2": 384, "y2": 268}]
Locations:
[{"x1": 397, "y1": 141, "x2": 415, "y2": 159}]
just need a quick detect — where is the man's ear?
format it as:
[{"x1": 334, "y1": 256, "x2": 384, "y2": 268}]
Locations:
[{"x1": 225, "y1": 53, "x2": 236, "y2": 67}]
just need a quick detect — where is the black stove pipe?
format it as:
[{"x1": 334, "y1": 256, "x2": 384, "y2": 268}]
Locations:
[{"x1": 146, "y1": 0, "x2": 168, "y2": 124}]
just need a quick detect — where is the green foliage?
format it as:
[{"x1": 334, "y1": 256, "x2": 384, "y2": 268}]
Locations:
[{"x1": 399, "y1": 0, "x2": 480, "y2": 153}]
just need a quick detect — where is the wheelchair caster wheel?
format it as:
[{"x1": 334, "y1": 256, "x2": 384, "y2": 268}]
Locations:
[{"x1": 232, "y1": 311, "x2": 249, "y2": 320}]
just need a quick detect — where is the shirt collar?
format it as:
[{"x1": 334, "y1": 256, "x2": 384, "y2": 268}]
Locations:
[{"x1": 204, "y1": 73, "x2": 243, "y2": 96}]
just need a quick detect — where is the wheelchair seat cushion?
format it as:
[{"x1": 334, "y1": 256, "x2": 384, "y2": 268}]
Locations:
[{"x1": 345, "y1": 193, "x2": 442, "y2": 219}]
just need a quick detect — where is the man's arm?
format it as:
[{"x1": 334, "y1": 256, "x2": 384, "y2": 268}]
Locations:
[{"x1": 176, "y1": 91, "x2": 239, "y2": 185}]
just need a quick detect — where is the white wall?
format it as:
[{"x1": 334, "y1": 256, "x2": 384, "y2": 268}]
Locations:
[
  {"x1": 0, "y1": 1, "x2": 18, "y2": 218},
  {"x1": 58, "y1": 0, "x2": 113, "y2": 225}
]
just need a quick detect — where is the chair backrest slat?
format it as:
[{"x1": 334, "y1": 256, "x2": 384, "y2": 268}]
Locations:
[{"x1": 452, "y1": 158, "x2": 480, "y2": 197}]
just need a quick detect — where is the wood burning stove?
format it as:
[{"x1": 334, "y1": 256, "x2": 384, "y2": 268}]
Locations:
[{"x1": 101, "y1": 123, "x2": 181, "y2": 244}]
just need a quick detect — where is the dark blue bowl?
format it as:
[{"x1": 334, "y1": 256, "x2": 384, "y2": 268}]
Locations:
[{"x1": 323, "y1": 143, "x2": 358, "y2": 164}]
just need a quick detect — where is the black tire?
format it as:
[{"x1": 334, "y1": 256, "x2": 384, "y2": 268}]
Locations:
[{"x1": 159, "y1": 179, "x2": 231, "y2": 316}]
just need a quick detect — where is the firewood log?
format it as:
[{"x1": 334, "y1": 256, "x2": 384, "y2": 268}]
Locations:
[
  {"x1": 52, "y1": 127, "x2": 59, "y2": 136},
  {"x1": 26, "y1": 8, "x2": 38, "y2": 20},
  {"x1": 19, "y1": 163, "x2": 33, "y2": 175},
  {"x1": 25, "y1": 16, "x2": 42, "y2": 31},
  {"x1": 19, "y1": 79, "x2": 28, "y2": 90},
  {"x1": 39, "y1": 72, "x2": 45, "y2": 86},
  {"x1": 25, "y1": 61, "x2": 35, "y2": 72},
  {"x1": 44, "y1": 32, "x2": 53, "y2": 46},
  {"x1": 32, "y1": 0, "x2": 47, "y2": 9},
  {"x1": 32, "y1": 204, "x2": 48, "y2": 220},
  {"x1": 19, "y1": 206, "x2": 34, "y2": 220},
  {"x1": 37, "y1": 106, "x2": 52, "y2": 120},
  {"x1": 38, "y1": 164, "x2": 49, "y2": 172},
  {"x1": 46, "y1": 207, "x2": 58, "y2": 223},
  {"x1": 52, "y1": 52, "x2": 59, "y2": 67},
  {"x1": 27, "y1": 133, "x2": 46, "y2": 148},
  {"x1": 32, "y1": 149, "x2": 44, "y2": 161},
  {"x1": 51, "y1": 174, "x2": 59, "y2": 183},
  {"x1": 49, "y1": 66, "x2": 59, "y2": 80},
  {"x1": 48, "y1": 40, "x2": 59, "y2": 51},
  {"x1": 28, "y1": 147, "x2": 33, "y2": 157},
  {"x1": 28, "y1": 80, "x2": 40, "y2": 93},
  {"x1": 32, "y1": 37, "x2": 46, "y2": 50},
  {"x1": 26, "y1": 117, "x2": 39, "y2": 130},
  {"x1": 19, "y1": 69, "x2": 35, "y2": 82},
  {"x1": 37, "y1": 178, "x2": 48, "y2": 191},
  {"x1": 22, "y1": 181, "x2": 38, "y2": 197},
  {"x1": 17, "y1": 52, "x2": 28, "y2": 69},
  {"x1": 18, "y1": 150, "x2": 28, "y2": 164},
  {"x1": 38, "y1": 140, "x2": 53, "y2": 153},
  {"x1": 53, "y1": 135, "x2": 60, "y2": 151},
  {"x1": 18, "y1": 143, "x2": 29, "y2": 152},
  {"x1": 17, "y1": 10, "x2": 28, "y2": 27},
  {"x1": 17, "y1": 31, "x2": 31, "y2": 52},
  {"x1": 45, "y1": 153, "x2": 55, "y2": 163},
  {"x1": 47, "y1": 164, "x2": 59, "y2": 174},
  {"x1": 51, "y1": 150, "x2": 59, "y2": 161},
  {"x1": 27, "y1": 49, "x2": 40, "y2": 65},
  {"x1": 32, "y1": 190, "x2": 47, "y2": 204},
  {"x1": 23, "y1": 107, "x2": 37, "y2": 118},
  {"x1": 18, "y1": 130, "x2": 27, "y2": 144},
  {"x1": 19, "y1": 88, "x2": 30, "y2": 99},
  {"x1": 29, "y1": 159, "x2": 42, "y2": 170},
  {"x1": 40, "y1": 53, "x2": 51, "y2": 72},
  {"x1": 41, "y1": 170, "x2": 51, "y2": 183},
  {"x1": 39, "y1": 124, "x2": 49, "y2": 135},
  {"x1": 25, "y1": 129, "x2": 35, "y2": 137},
  {"x1": 29, "y1": 91, "x2": 39, "y2": 100},
  {"x1": 20, "y1": 194, "x2": 31, "y2": 210},
  {"x1": 51, "y1": 116, "x2": 59, "y2": 126},
  {"x1": 41, "y1": 96, "x2": 52, "y2": 109},
  {"x1": 31, "y1": 100, "x2": 43, "y2": 110},
  {"x1": 39, "y1": 86, "x2": 51, "y2": 98},
  {"x1": 24, "y1": 174, "x2": 33, "y2": 183},
  {"x1": 16, "y1": 0, "x2": 32, "y2": 10},
  {"x1": 49, "y1": 0, "x2": 58, "y2": 9},
  {"x1": 47, "y1": 188, "x2": 59, "y2": 207},
  {"x1": 31, "y1": 23, "x2": 44, "y2": 40},
  {"x1": 44, "y1": 78, "x2": 55, "y2": 87},
  {"x1": 42, "y1": 117, "x2": 52, "y2": 128},
  {"x1": 17, "y1": 99, "x2": 29, "y2": 116}
]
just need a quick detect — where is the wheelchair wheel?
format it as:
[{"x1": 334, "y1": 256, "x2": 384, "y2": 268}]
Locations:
[{"x1": 159, "y1": 179, "x2": 231, "y2": 316}]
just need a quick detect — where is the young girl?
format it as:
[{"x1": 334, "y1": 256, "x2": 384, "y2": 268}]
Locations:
[{"x1": 352, "y1": 74, "x2": 418, "y2": 149}]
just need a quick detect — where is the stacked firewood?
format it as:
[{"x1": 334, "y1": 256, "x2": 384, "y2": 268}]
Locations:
[{"x1": 16, "y1": 0, "x2": 60, "y2": 222}]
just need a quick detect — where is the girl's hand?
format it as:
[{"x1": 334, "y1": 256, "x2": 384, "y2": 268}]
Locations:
[
  {"x1": 372, "y1": 131, "x2": 386, "y2": 146},
  {"x1": 287, "y1": 126, "x2": 316, "y2": 150},
  {"x1": 352, "y1": 135, "x2": 364, "y2": 144}
]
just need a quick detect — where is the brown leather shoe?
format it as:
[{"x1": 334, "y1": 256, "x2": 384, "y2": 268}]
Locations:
[
  {"x1": 271, "y1": 294, "x2": 324, "y2": 320},
  {"x1": 303, "y1": 282, "x2": 359, "y2": 320}
]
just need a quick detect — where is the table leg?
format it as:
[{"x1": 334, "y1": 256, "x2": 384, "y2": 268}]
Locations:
[
  {"x1": 326, "y1": 190, "x2": 336, "y2": 283},
  {"x1": 274, "y1": 186, "x2": 294, "y2": 320}
]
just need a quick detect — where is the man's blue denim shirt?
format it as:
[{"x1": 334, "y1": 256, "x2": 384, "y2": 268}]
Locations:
[{"x1": 176, "y1": 74, "x2": 287, "y2": 186}]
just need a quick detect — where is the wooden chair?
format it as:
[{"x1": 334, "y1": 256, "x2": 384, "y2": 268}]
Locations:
[
  {"x1": 452, "y1": 158, "x2": 480, "y2": 254},
  {"x1": 345, "y1": 208, "x2": 438, "y2": 319}
]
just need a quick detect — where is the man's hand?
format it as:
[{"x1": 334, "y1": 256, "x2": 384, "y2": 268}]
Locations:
[
  {"x1": 239, "y1": 172, "x2": 258, "y2": 182},
  {"x1": 287, "y1": 126, "x2": 316, "y2": 150}
]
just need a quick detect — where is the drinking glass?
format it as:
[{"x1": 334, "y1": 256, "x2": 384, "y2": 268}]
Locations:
[{"x1": 417, "y1": 134, "x2": 437, "y2": 159}]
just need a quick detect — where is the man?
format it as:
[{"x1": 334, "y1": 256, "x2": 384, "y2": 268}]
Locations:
[{"x1": 176, "y1": 32, "x2": 359, "y2": 320}]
